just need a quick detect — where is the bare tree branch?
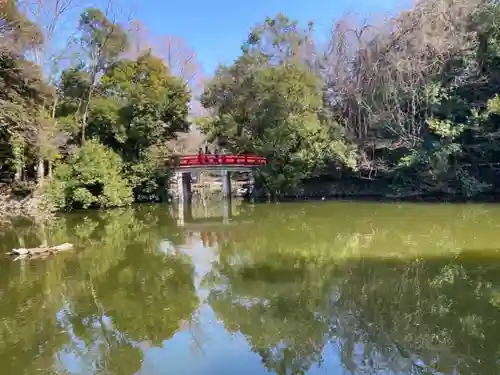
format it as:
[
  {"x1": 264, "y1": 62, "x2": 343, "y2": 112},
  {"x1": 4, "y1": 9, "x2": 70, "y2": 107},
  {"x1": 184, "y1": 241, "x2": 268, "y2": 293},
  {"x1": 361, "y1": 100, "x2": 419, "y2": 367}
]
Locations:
[
  {"x1": 322, "y1": 0, "x2": 486, "y2": 176},
  {"x1": 123, "y1": 20, "x2": 205, "y2": 91}
]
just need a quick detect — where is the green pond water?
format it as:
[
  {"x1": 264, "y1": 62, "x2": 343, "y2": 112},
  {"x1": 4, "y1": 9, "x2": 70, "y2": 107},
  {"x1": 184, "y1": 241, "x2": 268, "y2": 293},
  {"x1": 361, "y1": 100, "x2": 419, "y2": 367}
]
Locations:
[{"x1": 1, "y1": 200, "x2": 500, "y2": 375}]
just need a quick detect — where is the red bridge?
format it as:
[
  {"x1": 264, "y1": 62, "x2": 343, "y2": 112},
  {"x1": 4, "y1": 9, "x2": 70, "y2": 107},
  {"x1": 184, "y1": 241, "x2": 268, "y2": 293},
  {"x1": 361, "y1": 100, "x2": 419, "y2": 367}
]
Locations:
[
  {"x1": 169, "y1": 154, "x2": 267, "y2": 172},
  {"x1": 169, "y1": 154, "x2": 267, "y2": 200}
]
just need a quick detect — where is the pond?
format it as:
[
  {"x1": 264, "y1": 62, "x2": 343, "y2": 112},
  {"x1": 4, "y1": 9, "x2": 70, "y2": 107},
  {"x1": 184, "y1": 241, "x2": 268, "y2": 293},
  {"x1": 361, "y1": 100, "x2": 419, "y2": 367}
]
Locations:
[{"x1": 1, "y1": 200, "x2": 500, "y2": 375}]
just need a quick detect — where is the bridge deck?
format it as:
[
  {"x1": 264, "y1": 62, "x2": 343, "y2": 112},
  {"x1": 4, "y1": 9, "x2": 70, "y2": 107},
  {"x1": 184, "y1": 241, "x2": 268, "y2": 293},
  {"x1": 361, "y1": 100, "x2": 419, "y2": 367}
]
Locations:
[
  {"x1": 175, "y1": 165, "x2": 256, "y2": 173},
  {"x1": 170, "y1": 154, "x2": 267, "y2": 171}
]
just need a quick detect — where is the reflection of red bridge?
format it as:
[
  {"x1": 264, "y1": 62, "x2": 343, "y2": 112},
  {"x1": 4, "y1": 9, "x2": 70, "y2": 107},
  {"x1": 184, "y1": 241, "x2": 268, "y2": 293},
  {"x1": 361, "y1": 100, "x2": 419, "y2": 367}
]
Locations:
[{"x1": 170, "y1": 154, "x2": 267, "y2": 172}]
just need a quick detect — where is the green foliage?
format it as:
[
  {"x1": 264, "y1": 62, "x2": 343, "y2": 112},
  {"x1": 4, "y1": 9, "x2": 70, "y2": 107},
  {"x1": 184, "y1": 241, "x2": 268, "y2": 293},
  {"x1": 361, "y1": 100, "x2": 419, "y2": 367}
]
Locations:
[
  {"x1": 56, "y1": 66, "x2": 91, "y2": 125},
  {"x1": 45, "y1": 140, "x2": 132, "y2": 209},
  {"x1": 0, "y1": 0, "x2": 43, "y2": 50},
  {"x1": 198, "y1": 3, "x2": 500, "y2": 199},
  {"x1": 0, "y1": 21, "x2": 55, "y2": 185},
  {"x1": 90, "y1": 52, "x2": 190, "y2": 159},
  {"x1": 242, "y1": 12, "x2": 316, "y2": 69},
  {"x1": 202, "y1": 55, "x2": 356, "y2": 197},
  {"x1": 78, "y1": 8, "x2": 128, "y2": 69},
  {"x1": 49, "y1": 32, "x2": 190, "y2": 207},
  {"x1": 126, "y1": 146, "x2": 172, "y2": 202}
]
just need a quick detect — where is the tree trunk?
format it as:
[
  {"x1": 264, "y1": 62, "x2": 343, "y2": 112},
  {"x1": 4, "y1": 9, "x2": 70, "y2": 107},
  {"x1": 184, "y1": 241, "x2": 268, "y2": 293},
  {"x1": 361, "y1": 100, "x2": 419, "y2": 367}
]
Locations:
[
  {"x1": 81, "y1": 115, "x2": 86, "y2": 144},
  {"x1": 14, "y1": 166, "x2": 22, "y2": 182},
  {"x1": 51, "y1": 96, "x2": 58, "y2": 119},
  {"x1": 37, "y1": 157, "x2": 44, "y2": 186},
  {"x1": 81, "y1": 68, "x2": 98, "y2": 145},
  {"x1": 48, "y1": 160, "x2": 53, "y2": 179}
]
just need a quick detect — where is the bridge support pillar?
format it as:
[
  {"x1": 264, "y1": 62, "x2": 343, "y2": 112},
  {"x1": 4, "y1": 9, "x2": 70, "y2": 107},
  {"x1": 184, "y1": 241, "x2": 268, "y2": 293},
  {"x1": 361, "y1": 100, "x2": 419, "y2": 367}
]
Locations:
[
  {"x1": 221, "y1": 170, "x2": 232, "y2": 199},
  {"x1": 175, "y1": 171, "x2": 192, "y2": 201},
  {"x1": 182, "y1": 172, "x2": 192, "y2": 201}
]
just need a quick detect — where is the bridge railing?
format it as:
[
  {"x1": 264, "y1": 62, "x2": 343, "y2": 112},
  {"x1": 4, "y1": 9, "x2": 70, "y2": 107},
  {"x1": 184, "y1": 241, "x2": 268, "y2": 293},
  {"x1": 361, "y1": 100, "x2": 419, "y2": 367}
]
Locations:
[{"x1": 168, "y1": 154, "x2": 267, "y2": 168}]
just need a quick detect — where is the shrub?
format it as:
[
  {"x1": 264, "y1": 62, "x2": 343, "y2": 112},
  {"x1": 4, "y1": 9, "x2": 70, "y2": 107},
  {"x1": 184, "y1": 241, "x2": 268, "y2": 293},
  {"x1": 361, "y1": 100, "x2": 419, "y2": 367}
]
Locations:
[
  {"x1": 125, "y1": 146, "x2": 173, "y2": 202},
  {"x1": 45, "y1": 140, "x2": 133, "y2": 210}
]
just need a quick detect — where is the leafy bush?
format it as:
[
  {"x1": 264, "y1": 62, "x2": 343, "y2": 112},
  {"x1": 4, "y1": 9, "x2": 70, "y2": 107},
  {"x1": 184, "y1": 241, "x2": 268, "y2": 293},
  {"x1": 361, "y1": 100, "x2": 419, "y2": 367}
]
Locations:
[
  {"x1": 123, "y1": 145, "x2": 173, "y2": 202},
  {"x1": 44, "y1": 139, "x2": 133, "y2": 209}
]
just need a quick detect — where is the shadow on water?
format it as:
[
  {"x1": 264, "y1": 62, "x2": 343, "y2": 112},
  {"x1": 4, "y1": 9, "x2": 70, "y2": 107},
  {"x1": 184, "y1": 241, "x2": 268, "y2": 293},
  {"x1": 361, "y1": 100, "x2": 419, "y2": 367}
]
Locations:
[{"x1": 0, "y1": 200, "x2": 500, "y2": 374}]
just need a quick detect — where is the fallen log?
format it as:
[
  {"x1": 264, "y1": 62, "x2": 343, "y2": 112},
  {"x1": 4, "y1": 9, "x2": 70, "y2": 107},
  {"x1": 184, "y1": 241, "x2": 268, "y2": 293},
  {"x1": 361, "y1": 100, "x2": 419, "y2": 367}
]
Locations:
[
  {"x1": 13, "y1": 253, "x2": 51, "y2": 261},
  {"x1": 7, "y1": 243, "x2": 74, "y2": 258}
]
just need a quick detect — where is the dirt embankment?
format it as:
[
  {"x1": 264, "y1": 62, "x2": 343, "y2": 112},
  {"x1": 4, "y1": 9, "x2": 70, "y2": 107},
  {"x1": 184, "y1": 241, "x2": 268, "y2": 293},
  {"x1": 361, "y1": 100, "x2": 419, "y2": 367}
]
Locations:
[{"x1": 0, "y1": 184, "x2": 54, "y2": 225}]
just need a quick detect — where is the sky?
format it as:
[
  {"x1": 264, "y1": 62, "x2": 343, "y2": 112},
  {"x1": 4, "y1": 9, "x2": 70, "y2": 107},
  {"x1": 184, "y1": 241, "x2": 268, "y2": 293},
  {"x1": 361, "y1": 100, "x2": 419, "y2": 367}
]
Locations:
[{"x1": 136, "y1": 0, "x2": 412, "y2": 75}]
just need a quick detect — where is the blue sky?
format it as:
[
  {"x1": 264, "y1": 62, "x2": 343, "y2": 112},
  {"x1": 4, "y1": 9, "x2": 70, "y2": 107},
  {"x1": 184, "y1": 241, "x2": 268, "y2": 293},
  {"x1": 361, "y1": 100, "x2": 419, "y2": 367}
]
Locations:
[{"x1": 136, "y1": 0, "x2": 411, "y2": 75}]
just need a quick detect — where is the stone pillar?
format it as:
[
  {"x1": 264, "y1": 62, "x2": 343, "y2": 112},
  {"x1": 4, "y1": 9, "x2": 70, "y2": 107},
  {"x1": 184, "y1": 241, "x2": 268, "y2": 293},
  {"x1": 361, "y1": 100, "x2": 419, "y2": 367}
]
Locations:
[
  {"x1": 172, "y1": 170, "x2": 182, "y2": 200},
  {"x1": 171, "y1": 171, "x2": 192, "y2": 201},
  {"x1": 181, "y1": 172, "x2": 192, "y2": 202},
  {"x1": 221, "y1": 170, "x2": 232, "y2": 199}
]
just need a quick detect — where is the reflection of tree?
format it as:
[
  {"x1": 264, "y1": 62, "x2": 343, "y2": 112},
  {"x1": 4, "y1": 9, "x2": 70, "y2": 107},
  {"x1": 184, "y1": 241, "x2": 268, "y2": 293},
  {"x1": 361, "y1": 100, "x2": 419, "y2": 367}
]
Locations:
[
  {"x1": 328, "y1": 255, "x2": 500, "y2": 375},
  {"x1": 58, "y1": 313, "x2": 144, "y2": 375},
  {"x1": 0, "y1": 257, "x2": 69, "y2": 374},
  {"x1": 0, "y1": 205, "x2": 197, "y2": 374},
  {"x1": 205, "y1": 203, "x2": 500, "y2": 375},
  {"x1": 219, "y1": 203, "x2": 500, "y2": 262},
  {"x1": 96, "y1": 245, "x2": 199, "y2": 346},
  {"x1": 206, "y1": 251, "x2": 500, "y2": 374},
  {"x1": 3, "y1": 201, "x2": 500, "y2": 374},
  {"x1": 204, "y1": 254, "x2": 331, "y2": 375}
]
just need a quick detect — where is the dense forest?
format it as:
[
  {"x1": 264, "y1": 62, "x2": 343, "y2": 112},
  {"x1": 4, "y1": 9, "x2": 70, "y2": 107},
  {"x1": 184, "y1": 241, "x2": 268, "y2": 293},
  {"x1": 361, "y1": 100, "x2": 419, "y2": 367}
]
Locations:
[
  {"x1": 2, "y1": 0, "x2": 500, "y2": 221},
  {"x1": 201, "y1": 0, "x2": 500, "y2": 199}
]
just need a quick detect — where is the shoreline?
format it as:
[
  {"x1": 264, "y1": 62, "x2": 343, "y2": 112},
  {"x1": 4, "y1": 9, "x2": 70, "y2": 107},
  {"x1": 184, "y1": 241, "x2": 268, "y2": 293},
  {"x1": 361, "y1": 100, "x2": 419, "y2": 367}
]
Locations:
[
  {"x1": 3, "y1": 188, "x2": 500, "y2": 225},
  {"x1": 246, "y1": 192, "x2": 500, "y2": 204}
]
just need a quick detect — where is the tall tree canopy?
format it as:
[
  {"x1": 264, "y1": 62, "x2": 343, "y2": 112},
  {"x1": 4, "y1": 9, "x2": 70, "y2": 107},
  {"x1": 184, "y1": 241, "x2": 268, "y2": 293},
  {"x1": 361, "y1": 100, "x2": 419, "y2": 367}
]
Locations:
[
  {"x1": 199, "y1": 0, "x2": 500, "y2": 199},
  {"x1": 201, "y1": 14, "x2": 356, "y2": 196}
]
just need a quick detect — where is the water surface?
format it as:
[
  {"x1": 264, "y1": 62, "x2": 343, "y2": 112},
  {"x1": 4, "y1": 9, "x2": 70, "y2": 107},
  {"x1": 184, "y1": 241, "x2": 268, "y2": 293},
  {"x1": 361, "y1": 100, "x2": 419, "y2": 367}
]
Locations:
[{"x1": 1, "y1": 201, "x2": 500, "y2": 375}]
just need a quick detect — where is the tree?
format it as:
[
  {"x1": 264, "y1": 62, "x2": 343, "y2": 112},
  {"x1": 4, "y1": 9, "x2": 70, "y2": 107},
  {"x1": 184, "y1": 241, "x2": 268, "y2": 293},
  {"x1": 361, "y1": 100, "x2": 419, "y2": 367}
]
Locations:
[
  {"x1": 76, "y1": 7, "x2": 128, "y2": 143},
  {"x1": 23, "y1": 0, "x2": 81, "y2": 183},
  {"x1": 320, "y1": 0, "x2": 494, "y2": 194},
  {"x1": 157, "y1": 35, "x2": 204, "y2": 90},
  {"x1": 82, "y1": 51, "x2": 190, "y2": 200},
  {"x1": 124, "y1": 20, "x2": 204, "y2": 90},
  {"x1": 201, "y1": 15, "x2": 356, "y2": 197},
  {"x1": 87, "y1": 51, "x2": 190, "y2": 157},
  {"x1": 0, "y1": 0, "x2": 42, "y2": 54},
  {"x1": 0, "y1": 0, "x2": 55, "y2": 183},
  {"x1": 243, "y1": 13, "x2": 318, "y2": 71},
  {"x1": 167, "y1": 124, "x2": 206, "y2": 154}
]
